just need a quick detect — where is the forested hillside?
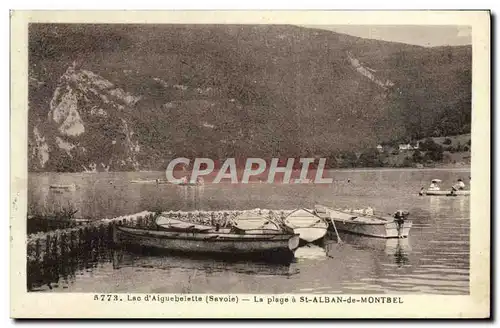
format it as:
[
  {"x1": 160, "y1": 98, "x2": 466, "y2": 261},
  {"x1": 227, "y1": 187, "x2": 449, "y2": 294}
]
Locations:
[{"x1": 28, "y1": 24, "x2": 471, "y2": 172}]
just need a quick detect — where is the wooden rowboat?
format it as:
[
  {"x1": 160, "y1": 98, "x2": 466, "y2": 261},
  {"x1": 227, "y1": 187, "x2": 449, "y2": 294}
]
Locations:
[
  {"x1": 419, "y1": 189, "x2": 470, "y2": 196},
  {"x1": 315, "y1": 205, "x2": 412, "y2": 239},
  {"x1": 155, "y1": 215, "x2": 214, "y2": 232},
  {"x1": 232, "y1": 211, "x2": 284, "y2": 234},
  {"x1": 112, "y1": 225, "x2": 300, "y2": 261},
  {"x1": 156, "y1": 214, "x2": 284, "y2": 235},
  {"x1": 283, "y1": 208, "x2": 328, "y2": 243}
]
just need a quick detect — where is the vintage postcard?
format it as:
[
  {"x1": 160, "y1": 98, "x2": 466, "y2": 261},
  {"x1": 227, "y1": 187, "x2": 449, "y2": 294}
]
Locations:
[{"x1": 10, "y1": 10, "x2": 490, "y2": 318}]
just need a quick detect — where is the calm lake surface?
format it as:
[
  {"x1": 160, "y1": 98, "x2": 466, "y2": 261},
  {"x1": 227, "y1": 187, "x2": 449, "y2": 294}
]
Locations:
[{"x1": 28, "y1": 168, "x2": 470, "y2": 294}]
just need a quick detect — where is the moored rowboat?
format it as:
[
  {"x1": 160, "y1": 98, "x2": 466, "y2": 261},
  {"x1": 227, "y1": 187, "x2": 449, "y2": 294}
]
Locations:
[
  {"x1": 155, "y1": 215, "x2": 214, "y2": 232},
  {"x1": 232, "y1": 211, "x2": 284, "y2": 234},
  {"x1": 113, "y1": 225, "x2": 300, "y2": 261},
  {"x1": 315, "y1": 205, "x2": 412, "y2": 239},
  {"x1": 156, "y1": 213, "x2": 284, "y2": 234},
  {"x1": 283, "y1": 208, "x2": 328, "y2": 243}
]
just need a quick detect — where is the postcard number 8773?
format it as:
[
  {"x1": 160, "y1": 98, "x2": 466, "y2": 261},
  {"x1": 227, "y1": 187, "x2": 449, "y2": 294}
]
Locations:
[{"x1": 94, "y1": 294, "x2": 121, "y2": 302}]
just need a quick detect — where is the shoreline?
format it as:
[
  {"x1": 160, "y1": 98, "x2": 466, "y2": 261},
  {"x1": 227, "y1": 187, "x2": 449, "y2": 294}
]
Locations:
[{"x1": 28, "y1": 166, "x2": 471, "y2": 175}]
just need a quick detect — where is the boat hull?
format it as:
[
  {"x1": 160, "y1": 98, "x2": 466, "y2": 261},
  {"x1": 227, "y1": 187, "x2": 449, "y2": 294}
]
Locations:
[
  {"x1": 113, "y1": 225, "x2": 300, "y2": 261},
  {"x1": 331, "y1": 219, "x2": 412, "y2": 238},
  {"x1": 420, "y1": 190, "x2": 470, "y2": 196},
  {"x1": 316, "y1": 206, "x2": 412, "y2": 239},
  {"x1": 284, "y1": 209, "x2": 328, "y2": 243}
]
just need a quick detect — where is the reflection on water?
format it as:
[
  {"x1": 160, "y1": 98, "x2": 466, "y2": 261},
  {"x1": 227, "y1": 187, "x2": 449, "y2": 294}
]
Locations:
[
  {"x1": 29, "y1": 229, "x2": 466, "y2": 294},
  {"x1": 113, "y1": 249, "x2": 296, "y2": 277},
  {"x1": 28, "y1": 169, "x2": 470, "y2": 294},
  {"x1": 294, "y1": 244, "x2": 328, "y2": 260},
  {"x1": 179, "y1": 185, "x2": 205, "y2": 210}
]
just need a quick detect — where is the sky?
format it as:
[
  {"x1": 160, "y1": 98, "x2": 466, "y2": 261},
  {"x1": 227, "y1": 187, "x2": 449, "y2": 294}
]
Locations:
[{"x1": 304, "y1": 25, "x2": 472, "y2": 47}]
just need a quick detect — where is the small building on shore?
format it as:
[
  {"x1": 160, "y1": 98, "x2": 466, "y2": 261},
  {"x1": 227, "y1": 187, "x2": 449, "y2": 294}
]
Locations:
[{"x1": 398, "y1": 142, "x2": 420, "y2": 151}]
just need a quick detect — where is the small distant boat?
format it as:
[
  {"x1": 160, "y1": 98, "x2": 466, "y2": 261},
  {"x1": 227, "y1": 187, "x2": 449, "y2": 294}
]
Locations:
[
  {"x1": 283, "y1": 208, "x2": 328, "y2": 243},
  {"x1": 315, "y1": 205, "x2": 412, "y2": 239},
  {"x1": 130, "y1": 179, "x2": 169, "y2": 184},
  {"x1": 112, "y1": 225, "x2": 300, "y2": 261},
  {"x1": 49, "y1": 184, "x2": 76, "y2": 191},
  {"x1": 175, "y1": 182, "x2": 200, "y2": 186},
  {"x1": 175, "y1": 177, "x2": 204, "y2": 187},
  {"x1": 420, "y1": 189, "x2": 470, "y2": 196},
  {"x1": 131, "y1": 180, "x2": 155, "y2": 184},
  {"x1": 418, "y1": 178, "x2": 470, "y2": 196}
]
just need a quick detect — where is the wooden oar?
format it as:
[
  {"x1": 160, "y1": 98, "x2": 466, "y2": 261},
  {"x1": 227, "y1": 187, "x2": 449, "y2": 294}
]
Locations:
[{"x1": 328, "y1": 216, "x2": 343, "y2": 244}]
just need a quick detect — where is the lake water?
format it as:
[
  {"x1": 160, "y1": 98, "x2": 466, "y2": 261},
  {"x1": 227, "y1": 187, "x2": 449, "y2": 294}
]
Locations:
[{"x1": 28, "y1": 168, "x2": 471, "y2": 294}]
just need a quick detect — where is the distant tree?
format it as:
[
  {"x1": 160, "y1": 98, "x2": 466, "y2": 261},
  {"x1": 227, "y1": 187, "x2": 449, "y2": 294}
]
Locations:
[
  {"x1": 419, "y1": 138, "x2": 442, "y2": 152},
  {"x1": 358, "y1": 148, "x2": 382, "y2": 167},
  {"x1": 326, "y1": 153, "x2": 339, "y2": 168},
  {"x1": 339, "y1": 151, "x2": 358, "y2": 168},
  {"x1": 382, "y1": 139, "x2": 399, "y2": 149},
  {"x1": 424, "y1": 147, "x2": 444, "y2": 162},
  {"x1": 399, "y1": 137, "x2": 410, "y2": 144},
  {"x1": 412, "y1": 149, "x2": 423, "y2": 163},
  {"x1": 401, "y1": 156, "x2": 413, "y2": 167}
]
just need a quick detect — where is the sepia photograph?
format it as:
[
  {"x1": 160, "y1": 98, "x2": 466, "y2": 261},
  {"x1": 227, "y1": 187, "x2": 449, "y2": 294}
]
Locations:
[{"x1": 10, "y1": 10, "x2": 490, "y2": 318}]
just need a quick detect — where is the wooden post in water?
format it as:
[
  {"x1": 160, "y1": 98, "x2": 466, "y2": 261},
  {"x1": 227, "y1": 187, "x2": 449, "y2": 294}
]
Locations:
[
  {"x1": 35, "y1": 239, "x2": 40, "y2": 262},
  {"x1": 69, "y1": 230, "x2": 76, "y2": 254}
]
